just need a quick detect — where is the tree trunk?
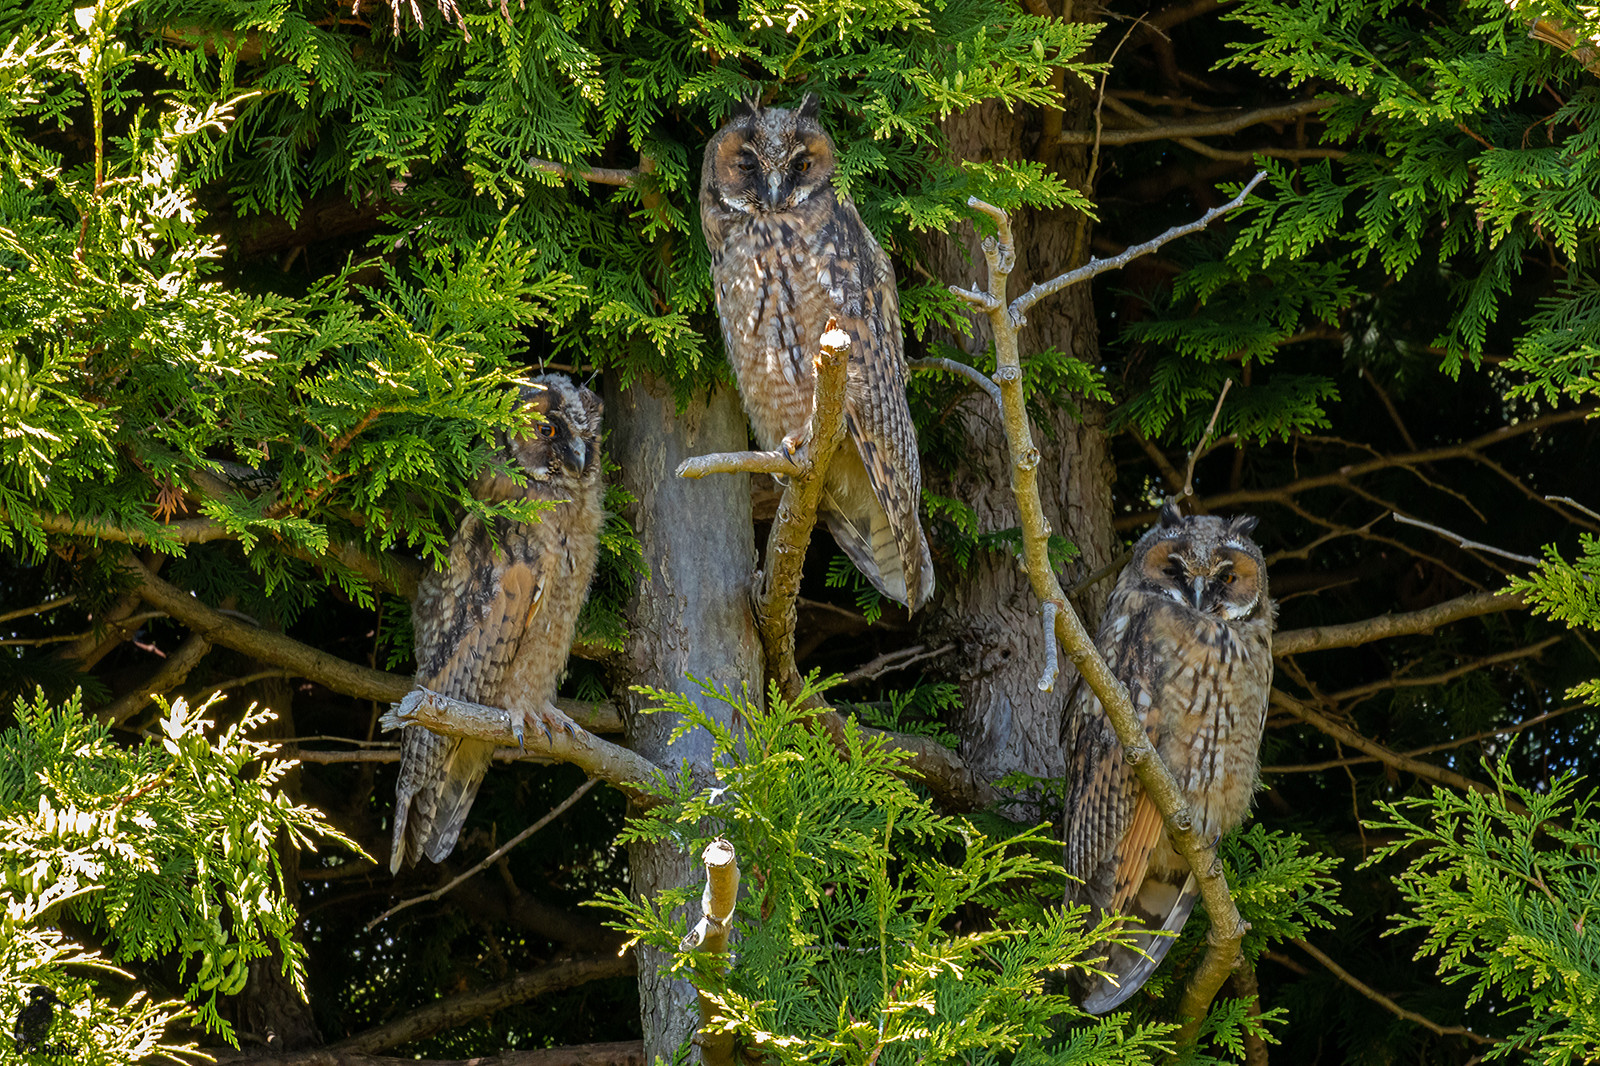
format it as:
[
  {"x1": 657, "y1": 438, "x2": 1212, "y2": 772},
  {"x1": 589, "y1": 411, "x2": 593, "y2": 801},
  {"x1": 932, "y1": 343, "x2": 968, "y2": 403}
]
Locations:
[
  {"x1": 920, "y1": 93, "x2": 1116, "y2": 810},
  {"x1": 604, "y1": 376, "x2": 762, "y2": 1065}
]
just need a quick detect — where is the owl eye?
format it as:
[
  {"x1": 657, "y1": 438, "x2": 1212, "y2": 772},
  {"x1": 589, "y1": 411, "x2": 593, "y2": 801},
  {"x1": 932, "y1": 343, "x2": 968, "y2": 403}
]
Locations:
[
  {"x1": 793, "y1": 156, "x2": 811, "y2": 174},
  {"x1": 537, "y1": 423, "x2": 556, "y2": 439},
  {"x1": 1222, "y1": 572, "x2": 1236, "y2": 585},
  {"x1": 737, "y1": 158, "x2": 757, "y2": 174}
]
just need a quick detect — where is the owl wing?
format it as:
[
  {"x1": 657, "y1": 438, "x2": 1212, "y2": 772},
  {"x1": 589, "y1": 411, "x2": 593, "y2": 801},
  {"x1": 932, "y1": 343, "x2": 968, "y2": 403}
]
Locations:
[
  {"x1": 821, "y1": 206, "x2": 934, "y2": 611},
  {"x1": 1065, "y1": 591, "x2": 1201, "y2": 1013},
  {"x1": 392, "y1": 518, "x2": 549, "y2": 872}
]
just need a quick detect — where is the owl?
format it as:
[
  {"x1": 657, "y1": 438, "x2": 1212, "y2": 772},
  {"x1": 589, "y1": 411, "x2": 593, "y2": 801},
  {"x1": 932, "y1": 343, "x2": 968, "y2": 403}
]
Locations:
[
  {"x1": 1063, "y1": 500, "x2": 1275, "y2": 1012},
  {"x1": 700, "y1": 93, "x2": 934, "y2": 611},
  {"x1": 390, "y1": 374, "x2": 605, "y2": 872}
]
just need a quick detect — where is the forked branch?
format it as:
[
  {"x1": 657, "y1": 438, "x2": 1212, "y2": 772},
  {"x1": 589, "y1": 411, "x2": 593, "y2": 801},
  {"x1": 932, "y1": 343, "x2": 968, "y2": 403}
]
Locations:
[{"x1": 950, "y1": 185, "x2": 1262, "y2": 1042}]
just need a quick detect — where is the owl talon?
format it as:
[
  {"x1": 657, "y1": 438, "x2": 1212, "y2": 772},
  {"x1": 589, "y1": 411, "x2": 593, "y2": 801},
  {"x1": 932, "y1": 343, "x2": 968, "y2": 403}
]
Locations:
[{"x1": 511, "y1": 713, "x2": 526, "y2": 750}]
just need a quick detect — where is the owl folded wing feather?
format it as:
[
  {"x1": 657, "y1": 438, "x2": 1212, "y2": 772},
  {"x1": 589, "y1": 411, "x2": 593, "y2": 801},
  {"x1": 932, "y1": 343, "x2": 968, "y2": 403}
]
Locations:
[{"x1": 392, "y1": 521, "x2": 550, "y2": 871}]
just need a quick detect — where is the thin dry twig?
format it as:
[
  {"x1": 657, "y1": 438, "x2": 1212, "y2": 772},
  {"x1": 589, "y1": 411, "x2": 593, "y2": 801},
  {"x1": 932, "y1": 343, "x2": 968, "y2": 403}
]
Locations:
[
  {"x1": 0, "y1": 595, "x2": 77, "y2": 626},
  {"x1": 1546, "y1": 494, "x2": 1600, "y2": 524},
  {"x1": 528, "y1": 158, "x2": 643, "y2": 186},
  {"x1": 1263, "y1": 700, "x2": 1585, "y2": 772},
  {"x1": 367, "y1": 778, "x2": 599, "y2": 930},
  {"x1": 1390, "y1": 512, "x2": 1540, "y2": 566},
  {"x1": 1183, "y1": 378, "x2": 1235, "y2": 499},
  {"x1": 1059, "y1": 97, "x2": 1332, "y2": 145},
  {"x1": 909, "y1": 356, "x2": 1003, "y2": 407},
  {"x1": 1037, "y1": 601, "x2": 1062, "y2": 692},
  {"x1": 1293, "y1": 938, "x2": 1496, "y2": 1045}
]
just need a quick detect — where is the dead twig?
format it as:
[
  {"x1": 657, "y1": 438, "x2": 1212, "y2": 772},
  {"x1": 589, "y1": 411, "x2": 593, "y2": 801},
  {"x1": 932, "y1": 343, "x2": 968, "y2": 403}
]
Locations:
[
  {"x1": 367, "y1": 778, "x2": 599, "y2": 930},
  {"x1": 1182, "y1": 379, "x2": 1235, "y2": 500},
  {"x1": 1293, "y1": 938, "x2": 1497, "y2": 1045},
  {"x1": 1390, "y1": 512, "x2": 1540, "y2": 566}
]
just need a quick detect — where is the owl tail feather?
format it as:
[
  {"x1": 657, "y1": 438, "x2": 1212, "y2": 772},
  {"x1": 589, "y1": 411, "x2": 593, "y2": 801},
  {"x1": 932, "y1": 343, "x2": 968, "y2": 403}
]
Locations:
[
  {"x1": 819, "y1": 454, "x2": 934, "y2": 612},
  {"x1": 391, "y1": 729, "x2": 495, "y2": 872},
  {"x1": 1080, "y1": 871, "x2": 1199, "y2": 1014}
]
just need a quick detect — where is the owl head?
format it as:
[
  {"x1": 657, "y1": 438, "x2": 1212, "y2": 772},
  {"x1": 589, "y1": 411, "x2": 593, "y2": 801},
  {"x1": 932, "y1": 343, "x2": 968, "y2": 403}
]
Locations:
[
  {"x1": 478, "y1": 374, "x2": 603, "y2": 500},
  {"x1": 702, "y1": 92, "x2": 837, "y2": 215},
  {"x1": 1130, "y1": 499, "x2": 1269, "y2": 622}
]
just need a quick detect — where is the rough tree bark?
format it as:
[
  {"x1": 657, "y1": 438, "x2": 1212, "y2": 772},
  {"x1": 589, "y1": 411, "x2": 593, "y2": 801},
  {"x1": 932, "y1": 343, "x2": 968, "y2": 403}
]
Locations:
[
  {"x1": 920, "y1": 91, "x2": 1116, "y2": 803},
  {"x1": 603, "y1": 377, "x2": 762, "y2": 1065}
]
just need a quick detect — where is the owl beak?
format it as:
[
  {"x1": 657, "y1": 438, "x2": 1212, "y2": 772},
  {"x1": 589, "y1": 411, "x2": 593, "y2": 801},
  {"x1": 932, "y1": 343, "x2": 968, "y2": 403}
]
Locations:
[
  {"x1": 766, "y1": 172, "x2": 783, "y2": 208},
  {"x1": 1190, "y1": 576, "x2": 1206, "y2": 609}
]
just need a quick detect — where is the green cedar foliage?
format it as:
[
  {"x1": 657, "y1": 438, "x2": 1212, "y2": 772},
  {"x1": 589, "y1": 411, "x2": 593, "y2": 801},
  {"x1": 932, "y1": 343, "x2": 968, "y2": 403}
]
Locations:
[
  {"x1": 0, "y1": 688, "x2": 357, "y2": 1055},
  {"x1": 602, "y1": 678, "x2": 1344, "y2": 1064},
  {"x1": 1366, "y1": 756, "x2": 1600, "y2": 1065}
]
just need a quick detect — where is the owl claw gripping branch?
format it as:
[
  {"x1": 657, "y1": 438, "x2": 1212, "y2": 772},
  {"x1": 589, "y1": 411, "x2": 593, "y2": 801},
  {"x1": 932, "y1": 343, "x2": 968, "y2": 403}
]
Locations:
[
  {"x1": 389, "y1": 375, "x2": 605, "y2": 873},
  {"x1": 700, "y1": 93, "x2": 936, "y2": 612}
]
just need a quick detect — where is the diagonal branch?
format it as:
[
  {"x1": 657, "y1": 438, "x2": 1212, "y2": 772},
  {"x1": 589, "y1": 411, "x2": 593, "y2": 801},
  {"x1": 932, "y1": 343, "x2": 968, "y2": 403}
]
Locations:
[
  {"x1": 1058, "y1": 98, "x2": 1332, "y2": 145},
  {"x1": 950, "y1": 191, "x2": 1258, "y2": 1040},
  {"x1": 118, "y1": 555, "x2": 625, "y2": 735},
  {"x1": 367, "y1": 778, "x2": 600, "y2": 930},
  {"x1": 216, "y1": 1040, "x2": 646, "y2": 1066},
  {"x1": 1272, "y1": 589, "x2": 1527, "y2": 656}
]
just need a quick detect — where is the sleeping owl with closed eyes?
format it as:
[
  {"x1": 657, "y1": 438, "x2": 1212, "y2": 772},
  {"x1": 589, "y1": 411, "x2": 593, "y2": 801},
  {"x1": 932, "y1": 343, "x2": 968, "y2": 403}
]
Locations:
[{"x1": 1064, "y1": 499, "x2": 1276, "y2": 1012}]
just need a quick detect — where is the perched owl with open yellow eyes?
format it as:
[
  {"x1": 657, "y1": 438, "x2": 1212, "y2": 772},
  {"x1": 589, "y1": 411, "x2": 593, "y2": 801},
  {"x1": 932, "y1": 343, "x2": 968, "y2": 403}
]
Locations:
[
  {"x1": 1064, "y1": 500, "x2": 1276, "y2": 1012},
  {"x1": 391, "y1": 374, "x2": 605, "y2": 872},
  {"x1": 700, "y1": 93, "x2": 934, "y2": 611}
]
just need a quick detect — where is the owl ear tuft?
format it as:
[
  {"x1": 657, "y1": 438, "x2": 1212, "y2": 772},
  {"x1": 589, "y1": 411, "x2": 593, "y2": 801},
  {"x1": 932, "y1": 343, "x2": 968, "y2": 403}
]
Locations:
[
  {"x1": 520, "y1": 383, "x2": 552, "y2": 416},
  {"x1": 734, "y1": 94, "x2": 761, "y2": 121},
  {"x1": 796, "y1": 92, "x2": 821, "y2": 120},
  {"x1": 1227, "y1": 513, "x2": 1260, "y2": 538},
  {"x1": 1159, "y1": 497, "x2": 1184, "y2": 529}
]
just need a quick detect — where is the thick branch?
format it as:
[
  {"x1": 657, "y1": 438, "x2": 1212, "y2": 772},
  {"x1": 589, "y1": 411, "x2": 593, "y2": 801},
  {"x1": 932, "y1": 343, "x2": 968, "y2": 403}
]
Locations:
[
  {"x1": 952, "y1": 198, "x2": 1254, "y2": 1037},
  {"x1": 680, "y1": 839, "x2": 739, "y2": 1066},
  {"x1": 1272, "y1": 590, "x2": 1526, "y2": 656},
  {"x1": 1058, "y1": 98, "x2": 1331, "y2": 145},
  {"x1": 98, "y1": 632, "x2": 212, "y2": 726},
  {"x1": 529, "y1": 158, "x2": 643, "y2": 186},
  {"x1": 381, "y1": 690, "x2": 662, "y2": 804},
  {"x1": 676, "y1": 449, "x2": 803, "y2": 479},
  {"x1": 119, "y1": 555, "x2": 623, "y2": 731}
]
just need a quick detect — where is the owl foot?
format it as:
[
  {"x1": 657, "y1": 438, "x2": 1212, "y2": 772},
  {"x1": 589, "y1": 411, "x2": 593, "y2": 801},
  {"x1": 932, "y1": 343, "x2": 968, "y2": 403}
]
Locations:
[
  {"x1": 779, "y1": 431, "x2": 812, "y2": 475},
  {"x1": 523, "y1": 701, "x2": 582, "y2": 745}
]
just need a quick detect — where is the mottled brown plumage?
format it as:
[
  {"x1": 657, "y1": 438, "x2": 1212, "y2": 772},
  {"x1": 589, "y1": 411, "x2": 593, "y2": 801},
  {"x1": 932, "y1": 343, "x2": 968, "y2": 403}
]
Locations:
[
  {"x1": 700, "y1": 93, "x2": 934, "y2": 610},
  {"x1": 391, "y1": 375, "x2": 605, "y2": 872},
  {"x1": 1064, "y1": 500, "x2": 1275, "y2": 1012}
]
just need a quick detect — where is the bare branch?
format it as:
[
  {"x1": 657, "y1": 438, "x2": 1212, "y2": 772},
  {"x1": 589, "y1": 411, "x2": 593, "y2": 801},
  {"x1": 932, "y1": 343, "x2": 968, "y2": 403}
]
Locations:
[
  {"x1": 1269, "y1": 690, "x2": 1506, "y2": 804},
  {"x1": 1390, "y1": 512, "x2": 1540, "y2": 566},
  {"x1": 1009, "y1": 170, "x2": 1267, "y2": 320},
  {"x1": 681, "y1": 839, "x2": 740, "y2": 1066},
  {"x1": 1183, "y1": 379, "x2": 1235, "y2": 499},
  {"x1": 951, "y1": 195, "x2": 1250, "y2": 1036},
  {"x1": 1322, "y1": 636, "x2": 1560, "y2": 705},
  {"x1": 367, "y1": 778, "x2": 599, "y2": 930},
  {"x1": 1292, "y1": 939, "x2": 1497, "y2": 1045},
  {"x1": 909, "y1": 356, "x2": 1004, "y2": 408},
  {"x1": 325, "y1": 955, "x2": 636, "y2": 1055},
  {"x1": 1037, "y1": 601, "x2": 1062, "y2": 692},
  {"x1": 1272, "y1": 590, "x2": 1527, "y2": 656},
  {"x1": 215, "y1": 1039, "x2": 647, "y2": 1066},
  {"x1": 381, "y1": 690, "x2": 663, "y2": 804},
  {"x1": 528, "y1": 158, "x2": 643, "y2": 186},
  {"x1": 1058, "y1": 98, "x2": 1332, "y2": 145},
  {"x1": 1264, "y1": 701, "x2": 1586, "y2": 773},
  {"x1": 98, "y1": 632, "x2": 212, "y2": 726},
  {"x1": 676, "y1": 449, "x2": 803, "y2": 480},
  {"x1": 841, "y1": 642, "x2": 956, "y2": 685},
  {"x1": 1547, "y1": 494, "x2": 1600, "y2": 524},
  {"x1": 1117, "y1": 407, "x2": 1599, "y2": 531},
  {"x1": 1542, "y1": 492, "x2": 1600, "y2": 521},
  {"x1": 0, "y1": 595, "x2": 77, "y2": 625}
]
